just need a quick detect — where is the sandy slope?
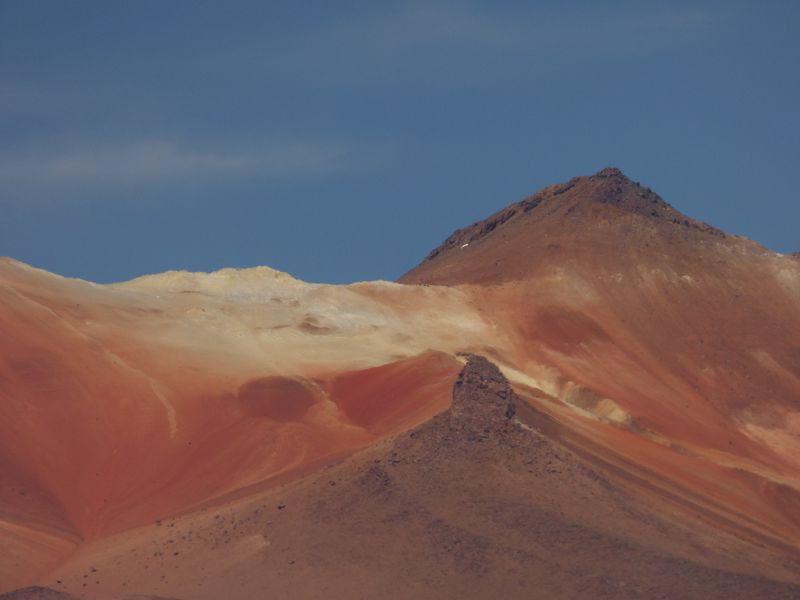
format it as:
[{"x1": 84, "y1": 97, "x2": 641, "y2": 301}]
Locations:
[
  {"x1": 0, "y1": 259, "x2": 480, "y2": 590},
  {"x1": 19, "y1": 357, "x2": 800, "y2": 600}
]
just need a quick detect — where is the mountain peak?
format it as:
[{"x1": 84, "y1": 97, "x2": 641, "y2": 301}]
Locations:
[
  {"x1": 592, "y1": 166, "x2": 627, "y2": 179},
  {"x1": 576, "y1": 167, "x2": 661, "y2": 209},
  {"x1": 401, "y1": 168, "x2": 725, "y2": 284}
]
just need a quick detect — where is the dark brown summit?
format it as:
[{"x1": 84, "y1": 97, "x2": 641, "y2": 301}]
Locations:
[
  {"x1": 400, "y1": 167, "x2": 725, "y2": 285},
  {"x1": 431, "y1": 166, "x2": 722, "y2": 257}
]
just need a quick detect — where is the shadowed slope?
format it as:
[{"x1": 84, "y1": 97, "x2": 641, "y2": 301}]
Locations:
[
  {"x1": 37, "y1": 357, "x2": 800, "y2": 600},
  {"x1": 0, "y1": 587, "x2": 177, "y2": 600},
  {"x1": 0, "y1": 588, "x2": 76, "y2": 600}
]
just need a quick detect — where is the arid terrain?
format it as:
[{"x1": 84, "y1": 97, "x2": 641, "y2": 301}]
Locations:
[{"x1": 1, "y1": 168, "x2": 799, "y2": 599}]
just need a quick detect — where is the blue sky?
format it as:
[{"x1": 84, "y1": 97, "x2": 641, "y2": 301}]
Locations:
[{"x1": 1, "y1": 1, "x2": 798, "y2": 283}]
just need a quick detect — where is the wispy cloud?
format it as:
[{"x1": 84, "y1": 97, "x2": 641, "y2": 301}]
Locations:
[
  {"x1": 0, "y1": 138, "x2": 372, "y2": 188},
  {"x1": 341, "y1": 2, "x2": 715, "y2": 51},
  {"x1": 224, "y1": 2, "x2": 721, "y2": 83}
]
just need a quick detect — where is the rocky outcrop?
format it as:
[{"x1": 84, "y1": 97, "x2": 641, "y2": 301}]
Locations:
[
  {"x1": 388, "y1": 354, "x2": 554, "y2": 460},
  {"x1": 447, "y1": 355, "x2": 518, "y2": 430}
]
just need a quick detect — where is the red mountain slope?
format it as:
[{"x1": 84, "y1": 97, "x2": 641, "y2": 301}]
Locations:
[{"x1": 401, "y1": 167, "x2": 800, "y2": 556}]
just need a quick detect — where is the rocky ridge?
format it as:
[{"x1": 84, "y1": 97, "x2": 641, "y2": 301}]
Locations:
[{"x1": 419, "y1": 167, "x2": 723, "y2": 265}]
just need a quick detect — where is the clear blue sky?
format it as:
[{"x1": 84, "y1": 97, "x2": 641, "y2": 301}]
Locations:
[{"x1": 1, "y1": 1, "x2": 798, "y2": 283}]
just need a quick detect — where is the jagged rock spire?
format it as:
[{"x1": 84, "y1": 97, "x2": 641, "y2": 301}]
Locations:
[{"x1": 446, "y1": 354, "x2": 519, "y2": 436}]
